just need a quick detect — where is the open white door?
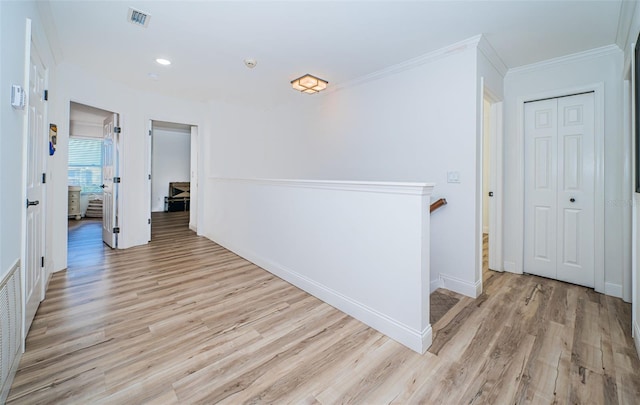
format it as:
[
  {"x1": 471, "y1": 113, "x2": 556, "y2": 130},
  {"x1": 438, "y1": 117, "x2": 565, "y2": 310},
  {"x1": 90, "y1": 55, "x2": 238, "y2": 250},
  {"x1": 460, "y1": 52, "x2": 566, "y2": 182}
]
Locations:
[
  {"x1": 488, "y1": 101, "x2": 503, "y2": 271},
  {"x1": 102, "y1": 114, "x2": 120, "y2": 248},
  {"x1": 24, "y1": 40, "x2": 47, "y2": 337},
  {"x1": 189, "y1": 126, "x2": 198, "y2": 232}
]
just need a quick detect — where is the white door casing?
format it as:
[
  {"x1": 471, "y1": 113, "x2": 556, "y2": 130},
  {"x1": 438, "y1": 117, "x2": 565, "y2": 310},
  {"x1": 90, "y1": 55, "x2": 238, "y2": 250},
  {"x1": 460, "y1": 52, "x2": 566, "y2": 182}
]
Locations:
[
  {"x1": 24, "y1": 40, "x2": 47, "y2": 337},
  {"x1": 524, "y1": 93, "x2": 595, "y2": 288},
  {"x1": 102, "y1": 114, "x2": 120, "y2": 248}
]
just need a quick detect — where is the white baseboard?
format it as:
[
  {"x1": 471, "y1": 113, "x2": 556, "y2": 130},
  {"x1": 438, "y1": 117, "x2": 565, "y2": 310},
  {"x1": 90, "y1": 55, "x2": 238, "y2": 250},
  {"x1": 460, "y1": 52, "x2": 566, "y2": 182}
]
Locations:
[
  {"x1": 634, "y1": 320, "x2": 640, "y2": 362},
  {"x1": 208, "y1": 233, "x2": 432, "y2": 354},
  {"x1": 430, "y1": 278, "x2": 443, "y2": 293},
  {"x1": 189, "y1": 223, "x2": 197, "y2": 232},
  {"x1": 439, "y1": 273, "x2": 482, "y2": 298},
  {"x1": 604, "y1": 282, "x2": 623, "y2": 299}
]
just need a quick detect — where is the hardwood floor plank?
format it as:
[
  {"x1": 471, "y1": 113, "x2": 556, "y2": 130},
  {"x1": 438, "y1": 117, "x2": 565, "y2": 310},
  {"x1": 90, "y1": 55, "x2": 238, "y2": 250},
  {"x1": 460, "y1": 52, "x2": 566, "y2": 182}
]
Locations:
[{"x1": 6, "y1": 212, "x2": 640, "y2": 404}]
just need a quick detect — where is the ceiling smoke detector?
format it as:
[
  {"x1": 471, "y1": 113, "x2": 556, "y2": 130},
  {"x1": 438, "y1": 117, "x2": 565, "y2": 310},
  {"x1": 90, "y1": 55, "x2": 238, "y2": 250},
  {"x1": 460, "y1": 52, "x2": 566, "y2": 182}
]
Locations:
[
  {"x1": 128, "y1": 7, "x2": 151, "y2": 28},
  {"x1": 244, "y1": 59, "x2": 257, "y2": 69}
]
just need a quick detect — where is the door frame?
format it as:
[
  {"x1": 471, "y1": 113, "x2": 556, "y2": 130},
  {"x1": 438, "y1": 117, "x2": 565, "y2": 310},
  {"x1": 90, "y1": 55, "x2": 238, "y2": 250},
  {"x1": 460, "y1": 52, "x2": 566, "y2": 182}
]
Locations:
[
  {"x1": 145, "y1": 119, "x2": 198, "y2": 241},
  {"x1": 515, "y1": 83, "x2": 605, "y2": 294},
  {"x1": 481, "y1": 87, "x2": 504, "y2": 272}
]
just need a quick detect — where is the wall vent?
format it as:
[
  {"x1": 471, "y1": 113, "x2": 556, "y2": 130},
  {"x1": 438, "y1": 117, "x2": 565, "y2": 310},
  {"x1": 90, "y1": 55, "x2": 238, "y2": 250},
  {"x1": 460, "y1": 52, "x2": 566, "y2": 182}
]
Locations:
[{"x1": 127, "y1": 7, "x2": 151, "y2": 28}]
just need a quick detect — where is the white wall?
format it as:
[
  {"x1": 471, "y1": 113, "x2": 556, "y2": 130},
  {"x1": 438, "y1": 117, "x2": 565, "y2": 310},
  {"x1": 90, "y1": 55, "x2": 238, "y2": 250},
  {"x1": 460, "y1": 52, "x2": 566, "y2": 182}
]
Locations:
[
  {"x1": 205, "y1": 178, "x2": 433, "y2": 353},
  {"x1": 503, "y1": 46, "x2": 626, "y2": 297},
  {"x1": 151, "y1": 126, "x2": 190, "y2": 212},
  {"x1": 204, "y1": 39, "x2": 483, "y2": 297},
  {"x1": 50, "y1": 63, "x2": 207, "y2": 271},
  {"x1": 0, "y1": 1, "x2": 56, "y2": 281}
]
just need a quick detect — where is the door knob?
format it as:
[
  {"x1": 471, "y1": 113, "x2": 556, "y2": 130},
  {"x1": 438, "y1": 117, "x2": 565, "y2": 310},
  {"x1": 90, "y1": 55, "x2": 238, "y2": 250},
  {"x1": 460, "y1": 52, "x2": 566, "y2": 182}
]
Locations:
[
  {"x1": 488, "y1": 191, "x2": 494, "y2": 197},
  {"x1": 26, "y1": 199, "x2": 39, "y2": 207},
  {"x1": 570, "y1": 197, "x2": 576, "y2": 203}
]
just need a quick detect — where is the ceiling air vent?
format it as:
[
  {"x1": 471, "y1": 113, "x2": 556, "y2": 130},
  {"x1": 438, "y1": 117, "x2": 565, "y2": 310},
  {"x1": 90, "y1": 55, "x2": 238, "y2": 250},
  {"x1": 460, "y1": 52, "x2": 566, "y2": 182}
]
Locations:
[{"x1": 127, "y1": 7, "x2": 150, "y2": 28}]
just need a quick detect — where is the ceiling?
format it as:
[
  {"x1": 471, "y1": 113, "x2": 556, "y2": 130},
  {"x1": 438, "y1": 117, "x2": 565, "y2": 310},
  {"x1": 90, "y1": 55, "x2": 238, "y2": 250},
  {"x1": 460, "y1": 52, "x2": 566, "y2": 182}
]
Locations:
[{"x1": 41, "y1": 1, "x2": 629, "y2": 105}]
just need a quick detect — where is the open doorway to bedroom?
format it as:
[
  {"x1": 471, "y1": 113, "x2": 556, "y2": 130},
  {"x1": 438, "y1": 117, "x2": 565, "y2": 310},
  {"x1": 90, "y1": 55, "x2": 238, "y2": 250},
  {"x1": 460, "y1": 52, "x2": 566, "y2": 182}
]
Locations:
[
  {"x1": 67, "y1": 102, "x2": 115, "y2": 264},
  {"x1": 149, "y1": 120, "x2": 198, "y2": 240}
]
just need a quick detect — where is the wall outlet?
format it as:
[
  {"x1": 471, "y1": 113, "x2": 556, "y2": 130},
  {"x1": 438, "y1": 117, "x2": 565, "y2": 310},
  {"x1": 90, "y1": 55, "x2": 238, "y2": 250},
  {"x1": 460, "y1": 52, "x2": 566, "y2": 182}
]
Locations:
[{"x1": 447, "y1": 171, "x2": 460, "y2": 183}]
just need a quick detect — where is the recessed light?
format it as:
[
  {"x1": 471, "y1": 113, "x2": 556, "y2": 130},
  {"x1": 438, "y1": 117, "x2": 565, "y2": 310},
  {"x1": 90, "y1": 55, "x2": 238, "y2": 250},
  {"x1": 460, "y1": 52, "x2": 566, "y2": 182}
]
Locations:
[{"x1": 156, "y1": 58, "x2": 171, "y2": 66}]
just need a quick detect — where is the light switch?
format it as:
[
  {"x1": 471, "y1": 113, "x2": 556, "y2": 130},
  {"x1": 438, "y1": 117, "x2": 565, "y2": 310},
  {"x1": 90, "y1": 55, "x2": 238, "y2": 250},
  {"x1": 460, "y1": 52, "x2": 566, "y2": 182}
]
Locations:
[{"x1": 447, "y1": 171, "x2": 460, "y2": 183}]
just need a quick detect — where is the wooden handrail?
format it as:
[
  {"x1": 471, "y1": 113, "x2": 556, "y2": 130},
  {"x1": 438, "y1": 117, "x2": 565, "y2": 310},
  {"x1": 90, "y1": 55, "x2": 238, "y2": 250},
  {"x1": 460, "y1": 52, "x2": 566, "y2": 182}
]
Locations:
[{"x1": 430, "y1": 198, "x2": 447, "y2": 213}]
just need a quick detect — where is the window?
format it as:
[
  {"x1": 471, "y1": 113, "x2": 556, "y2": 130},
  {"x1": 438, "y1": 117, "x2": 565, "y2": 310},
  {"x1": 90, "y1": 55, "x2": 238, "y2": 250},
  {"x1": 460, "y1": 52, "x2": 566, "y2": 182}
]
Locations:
[{"x1": 68, "y1": 138, "x2": 103, "y2": 193}]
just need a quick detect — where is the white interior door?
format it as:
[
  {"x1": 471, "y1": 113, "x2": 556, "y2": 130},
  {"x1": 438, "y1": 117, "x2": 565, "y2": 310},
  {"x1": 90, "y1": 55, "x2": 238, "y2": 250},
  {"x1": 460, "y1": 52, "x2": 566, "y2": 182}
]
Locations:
[
  {"x1": 24, "y1": 42, "x2": 47, "y2": 337},
  {"x1": 524, "y1": 93, "x2": 595, "y2": 287},
  {"x1": 102, "y1": 114, "x2": 119, "y2": 248}
]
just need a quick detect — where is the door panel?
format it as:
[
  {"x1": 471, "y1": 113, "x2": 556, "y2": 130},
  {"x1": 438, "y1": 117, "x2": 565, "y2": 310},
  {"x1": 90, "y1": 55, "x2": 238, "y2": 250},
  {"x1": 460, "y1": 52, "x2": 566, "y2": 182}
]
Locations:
[
  {"x1": 102, "y1": 114, "x2": 119, "y2": 248},
  {"x1": 524, "y1": 93, "x2": 595, "y2": 288},
  {"x1": 24, "y1": 43, "x2": 47, "y2": 337},
  {"x1": 525, "y1": 99, "x2": 558, "y2": 279},
  {"x1": 556, "y1": 94, "x2": 594, "y2": 286}
]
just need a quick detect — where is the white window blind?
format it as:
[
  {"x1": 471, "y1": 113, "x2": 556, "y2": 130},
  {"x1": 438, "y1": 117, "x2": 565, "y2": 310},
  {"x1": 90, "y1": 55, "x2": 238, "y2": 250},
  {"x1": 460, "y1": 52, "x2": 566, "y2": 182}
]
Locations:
[{"x1": 68, "y1": 138, "x2": 103, "y2": 193}]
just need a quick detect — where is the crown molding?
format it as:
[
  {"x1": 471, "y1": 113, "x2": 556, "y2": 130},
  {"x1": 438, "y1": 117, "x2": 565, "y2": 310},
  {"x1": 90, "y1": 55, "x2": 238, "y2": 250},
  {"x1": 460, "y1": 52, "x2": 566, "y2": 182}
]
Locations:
[
  {"x1": 477, "y1": 35, "x2": 508, "y2": 77},
  {"x1": 616, "y1": 0, "x2": 637, "y2": 51},
  {"x1": 328, "y1": 35, "x2": 482, "y2": 94},
  {"x1": 507, "y1": 44, "x2": 623, "y2": 76}
]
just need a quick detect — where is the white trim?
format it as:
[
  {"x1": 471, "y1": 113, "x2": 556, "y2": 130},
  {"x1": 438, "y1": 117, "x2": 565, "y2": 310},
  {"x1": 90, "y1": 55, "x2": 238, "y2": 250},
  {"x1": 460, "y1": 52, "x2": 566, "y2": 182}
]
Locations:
[
  {"x1": 209, "y1": 177, "x2": 436, "y2": 196},
  {"x1": 430, "y1": 278, "x2": 443, "y2": 293},
  {"x1": 616, "y1": 1, "x2": 638, "y2": 53},
  {"x1": 328, "y1": 35, "x2": 482, "y2": 93},
  {"x1": 623, "y1": 79, "x2": 633, "y2": 303},
  {"x1": 514, "y1": 84, "x2": 605, "y2": 294},
  {"x1": 478, "y1": 35, "x2": 508, "y2": 77},
  {"x1": 508, "y1": 45, "x2": 621, "y2": 76},
  {"x1": 209, "y1": 233, "x2": 432, "y2": 354},
  {"x1": 604, "y1": 282, "x2": 623, "y2": 299},
  {"x1": 439, "y1": 273, "x2": 482, "y2": 298},
  {"x1": 634, "y1": 320, "x2": 640, "y2": 360}
]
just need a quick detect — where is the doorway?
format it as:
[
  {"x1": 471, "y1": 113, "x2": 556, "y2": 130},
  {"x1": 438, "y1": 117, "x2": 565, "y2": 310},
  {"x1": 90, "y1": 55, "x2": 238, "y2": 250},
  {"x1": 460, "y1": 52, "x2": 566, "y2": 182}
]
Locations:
[
  {"x1": 481, "y1": 91, "x2": 503, "y2": 277},
  {"x1": 67, "y1": 102, "x2": 116, "y2": 262},
  {"x1": 148, "y1": 121, "x2": 195, "y2": 239}
]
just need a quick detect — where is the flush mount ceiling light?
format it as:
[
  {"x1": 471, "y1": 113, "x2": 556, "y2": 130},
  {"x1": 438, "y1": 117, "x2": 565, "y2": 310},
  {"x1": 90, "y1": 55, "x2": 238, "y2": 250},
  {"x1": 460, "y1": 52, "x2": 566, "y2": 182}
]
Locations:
[
  {"x1": 156, "y1": 58, "x2": 171, "y2": 66},
  {"x1": 291, "y1": 74, "x2": 328, "y2": 94}
]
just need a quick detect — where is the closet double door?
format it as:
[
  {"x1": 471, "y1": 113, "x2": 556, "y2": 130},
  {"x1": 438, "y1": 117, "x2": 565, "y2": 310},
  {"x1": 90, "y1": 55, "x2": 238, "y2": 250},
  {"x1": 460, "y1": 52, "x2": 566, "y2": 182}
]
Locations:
[{"x1": 524, "y1": 92, "x2": 595, "y2": 288}]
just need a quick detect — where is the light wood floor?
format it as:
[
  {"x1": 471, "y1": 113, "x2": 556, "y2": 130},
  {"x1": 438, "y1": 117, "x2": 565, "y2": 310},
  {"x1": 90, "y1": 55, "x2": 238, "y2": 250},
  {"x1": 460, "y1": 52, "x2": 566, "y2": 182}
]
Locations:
[{"x1": 7, "y1": 213, "x2": 640, "y2": 404}]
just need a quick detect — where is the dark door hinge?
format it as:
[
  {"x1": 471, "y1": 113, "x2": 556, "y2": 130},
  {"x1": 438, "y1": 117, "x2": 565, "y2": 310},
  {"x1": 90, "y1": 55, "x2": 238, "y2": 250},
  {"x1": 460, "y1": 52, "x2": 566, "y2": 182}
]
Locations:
[
  {"x1": 149, "y1": 130, "x2": 152, "y2": 136},
  {"x1": 44, "y1": 90, "x2": 48, "y2": 101},
  {"x1": 113, "y1": 177, "x2": 121, "y2": 183},
  {"x1": 113, "y1": 227, "x2": 120, "y2": 234},
  {"x1": 148, "y1": 218, "x2": 151, "y2": 225},
  {"x1": 114, "y1": 126, "x2": 121, "y2": 134},
  {"x1": 42, "y1": 173, "x2": 46, "y2": 184},
  {"x1": 41, "y1": 256, "x2": 45, "y2": 267}
]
